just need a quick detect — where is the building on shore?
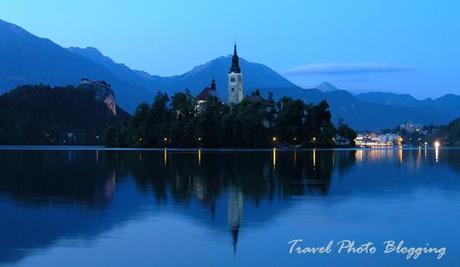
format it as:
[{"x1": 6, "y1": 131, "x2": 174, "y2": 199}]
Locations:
[
  {"x1": 400, "y1": 122, "x2": 423, "y2": 133},
  {"x1": 355, "y1": 133, "x2": 402, "y2": 147}
]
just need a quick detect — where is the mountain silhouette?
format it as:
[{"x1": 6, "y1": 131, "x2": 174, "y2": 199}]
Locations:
[
  {"x1": 2, "y1": 18, "x2": 460, "y2": 129},
  {"x1": 0, "y1": 19, "x2": 153, "y2": 112}
]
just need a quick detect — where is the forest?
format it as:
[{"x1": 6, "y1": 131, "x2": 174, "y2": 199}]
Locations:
[
  {"x1": 105, "y1": 90, "x2": 357, "y2": 148},
  {"x1": 0, "y1": 85, "x2": 127, "y2": 145}
]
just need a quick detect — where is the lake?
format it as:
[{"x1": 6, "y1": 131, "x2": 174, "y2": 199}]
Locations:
[{"x1": 0, "y1": 147, "x2": 459, "y2": 266}]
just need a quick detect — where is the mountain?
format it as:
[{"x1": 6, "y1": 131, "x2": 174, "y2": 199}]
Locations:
[
  {"x1": 357, "y1": 92, "x2": 423, "y2": 108},
  {"x1": 0, "y1": 84, "x2": 129, "y2": 145},
  {"x1": 69, "y1": 47, "x2": 297, "y2": 99},
  {"x1": 1, "y1": 17, "x2": 294, "y2": 111},
  {"x1": 0, "y1": 19, "x2": 153, "y2": 112},
  {"x1": 67, "y1": 46, "x2": 159, "y2": 90},
  {"x1": 317, "y1": 82, "x2": 340, "y2": 92},
  {"x1": 2, "y1": 18, "x2": 460, "y2": 130},
  {"x1": 357, "y1": 92, "x2": 460, "y2": 120},
  {"x1": 425, "y1": 94, "x2": 460, "y2": 114},
  {"x1": 252, "y1": 86, "x2": 450, "y2": 130}
]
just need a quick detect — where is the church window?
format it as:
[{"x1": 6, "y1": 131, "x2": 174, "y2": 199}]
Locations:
[
  {"x1": 238, "y1": 76, "x2": 241, "y2": 82},
  {"x1": 231, "y1": 77, "x2": 235, "y2": 83},
  {"x1": 231, "y1": 88, "x2": 234, "y2": 91}
]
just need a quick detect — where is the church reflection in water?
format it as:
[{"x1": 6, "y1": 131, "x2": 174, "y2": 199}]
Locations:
[{"x1": 0, "y1": 147, "x2": 456, "y2": 265}]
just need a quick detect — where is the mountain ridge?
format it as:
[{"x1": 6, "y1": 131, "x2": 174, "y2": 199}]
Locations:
[{"x1": 1, "y1": 18, "x2": 460, "y2": 130}]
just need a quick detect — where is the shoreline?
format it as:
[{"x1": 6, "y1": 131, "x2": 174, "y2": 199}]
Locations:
[{"x1": 0, "y1": 145, "x2": 452, "y2": 152}]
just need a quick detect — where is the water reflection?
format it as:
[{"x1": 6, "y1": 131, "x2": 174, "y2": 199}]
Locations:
[
  {"x1": 228, "y1": 186, "x2": 243, "y2": 254},
  {"x1": 0, "y1": 148, "x2": 459, "y2": 266},
  {"x1": 312, "y1": 149, "x2": 316, "y2": 168},
  {"x1": 435, "y1": 146, "x2": 440, "y2": 162}
]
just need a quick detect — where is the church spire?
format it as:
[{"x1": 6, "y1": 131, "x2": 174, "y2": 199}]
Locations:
[{"x1": 229, "y1": 43, "x2": 241, "y2": 73}]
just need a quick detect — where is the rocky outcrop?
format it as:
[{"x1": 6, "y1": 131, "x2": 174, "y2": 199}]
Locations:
[{"x1": 79, "y1": 78, "x2": 117, "y2": 115}]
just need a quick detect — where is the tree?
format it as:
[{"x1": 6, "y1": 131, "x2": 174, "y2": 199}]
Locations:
[
  {"x1": 169, "y1": 91, "x2": 196, "y2": 147},
  {"x1": 195, "y1": 96, "x2": 227, "y2": 147},
  {"x1": 275, "y1": 97, "x2": 305, "y2": 144},
  {"x1": 102, "y1": 89, "x2": 356, "y2": 148},
  {"x1": 145, "y1": 92, "x2": 171, "y2": 146},
  {"x1": 304, "y1": 100, "x2": 335, "y2": 146},
  {"x1": 336, "y1": 119, "x2": 357, "y2": 146}
]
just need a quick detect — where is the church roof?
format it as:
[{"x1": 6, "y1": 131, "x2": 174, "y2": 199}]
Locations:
[
  {"x1": 229, "y1": 44, "x2": 241, "y2": 73},
  {"x1": 196, "y1": 79, "x2": 219, "y2": 101}
]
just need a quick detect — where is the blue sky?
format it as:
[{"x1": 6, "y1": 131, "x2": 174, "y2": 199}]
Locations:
[{"x1": 1, "y1": 0, "x2": 459, "y2": 98}]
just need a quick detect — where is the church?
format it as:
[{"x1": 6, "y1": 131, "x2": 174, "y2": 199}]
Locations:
[
  {"x1": 227, "y1": 44, "x2": 244, "y2": 104},
  {"x1": 196, "y1": 44, "x2": 244, "y2": 105}
]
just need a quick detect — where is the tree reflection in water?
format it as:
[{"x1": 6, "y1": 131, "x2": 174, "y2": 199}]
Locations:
[{"x1": 5, "y1": 148, "x2": 460, "y2": 264}]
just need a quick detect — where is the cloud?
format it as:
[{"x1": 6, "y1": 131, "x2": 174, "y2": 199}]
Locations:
[{"x1": 284, "y1": 63, "x2": 411, "y2": 76}]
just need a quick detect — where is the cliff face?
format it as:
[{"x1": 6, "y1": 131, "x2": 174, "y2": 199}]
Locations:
[
  {"x1": 103, "y1": 93, "x2": 117, "y2": 115},
  {"x1": 79, "y1": 79, "x2": 117, "y2": 115}
]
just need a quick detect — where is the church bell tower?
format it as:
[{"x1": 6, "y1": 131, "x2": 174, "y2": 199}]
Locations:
[{"x1": 227, "y1": 44, "x2": 243, "y2": 104}]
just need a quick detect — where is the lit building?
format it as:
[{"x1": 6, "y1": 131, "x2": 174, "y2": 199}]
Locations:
[
  {"x1": 195, "y1": 79, "x2": 219, "y2": 112},
  {"x1": 400, "y1": 123, "x2": 423, "y2": 133},
  {"x1": 355, "y1": 133, "x2": 402, "y2": 147},
  {"x1": 227, "y1": 44, "x2": 244, "y2": 104}
]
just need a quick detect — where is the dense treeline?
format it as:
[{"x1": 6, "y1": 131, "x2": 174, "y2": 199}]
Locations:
[
  {"x1": 427, "y1": 118, "x2": 460, "y2": 146},
  {"x1": 106, "y1": 90, "x2": 356, "y2": 148},
  {"x1": 0, "y1": 85, "x2": 128, "y2": 145},
  {"x1": 382, "y1": 118, "x2": 460, "y2": 146}
]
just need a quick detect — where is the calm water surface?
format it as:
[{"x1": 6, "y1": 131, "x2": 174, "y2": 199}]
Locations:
[{"x1": 0, "y1": 148, "x2": 459, "y2": 266}]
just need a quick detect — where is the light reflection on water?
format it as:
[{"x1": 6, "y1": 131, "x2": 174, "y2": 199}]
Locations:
[{"x1": 0, "y1": 148, "x2": 459, "y2": 267}]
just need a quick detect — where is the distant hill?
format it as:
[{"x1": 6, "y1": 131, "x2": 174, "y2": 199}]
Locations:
[
  {"x1": 69, "y1": 47, "x2": 297, "y2": 99},
  {"x1": 0, "y1": 84, "x2": 129, "y2": 145},
  {"x1": 0, "y1": 15, "x2": 296, "y2": 112},
  {"x1": 0, "y1": 19, "x2": 153, "y2": 112},
  {"x1": 2, "y1": 18, "x2": 460, "y2": 130},
  {"x1": 67, "y1": 46, "x2": 159, "y2": 91},
  {"x1": 69, "y1": 46, "x2": 460, "y2": 130},
  {"x1": 356, "y1": 91, "x2": 460, "y2": 123},
  {"x1": 317, "y1": 82, "x2": 340, "y2": 92},
  {"x1": 357, "y1": 92, "x2": 423, "y2": 108},
  {"x1": 254, "y1": 86, "x2": 451, "y2": 130}
]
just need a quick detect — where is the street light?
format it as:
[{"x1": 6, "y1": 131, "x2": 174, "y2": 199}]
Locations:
[
  {"x1": 434, "y1": 140, "x2": 440, "y2": 149},
  {"x1": 272, "y1": 137, "x2": 277, "y2": 148},
  {"x1": 434, "y1": 140, "x2": 440, "y2": 162}
]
